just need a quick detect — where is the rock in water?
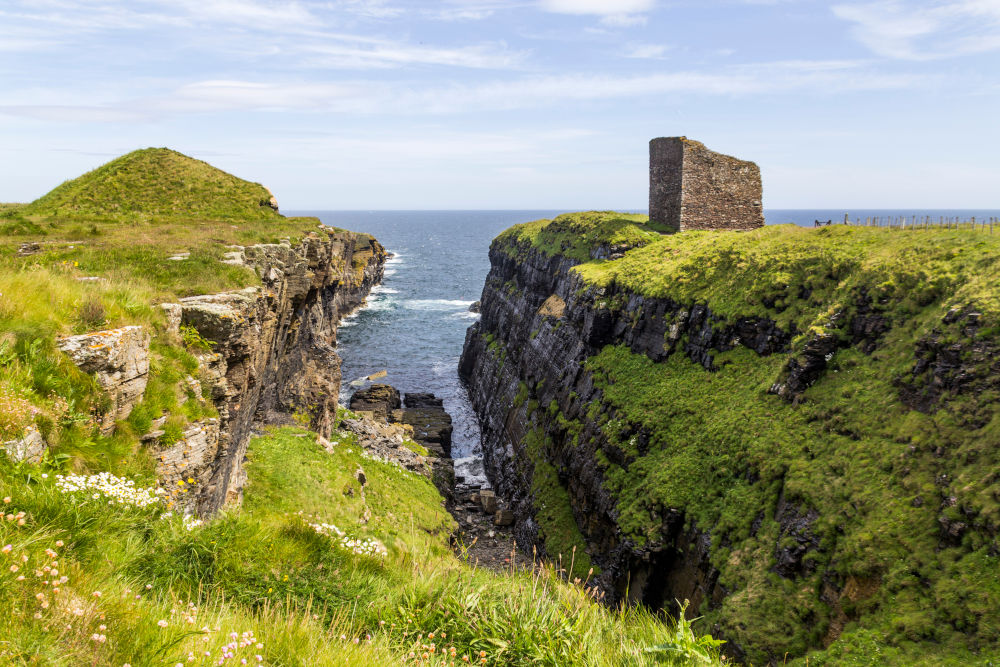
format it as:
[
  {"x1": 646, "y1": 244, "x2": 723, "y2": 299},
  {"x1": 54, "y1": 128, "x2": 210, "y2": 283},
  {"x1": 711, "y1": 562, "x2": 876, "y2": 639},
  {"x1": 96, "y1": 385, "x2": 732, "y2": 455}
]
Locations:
[
  {"x1": 398, "y1": 393, "x2": 453, "y2": 458},
  {"x1": 349, "y1": 384, "x2": 401, "y2": 422},
  {"x1": 469, "y1": 301, "x2": 481, "y2": 313}
]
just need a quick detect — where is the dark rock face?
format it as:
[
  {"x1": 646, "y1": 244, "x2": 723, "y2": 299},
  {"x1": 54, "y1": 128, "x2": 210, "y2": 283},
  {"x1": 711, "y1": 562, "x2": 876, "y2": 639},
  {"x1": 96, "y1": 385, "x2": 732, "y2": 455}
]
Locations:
[
  {"x1": 898, "y1": 306, "x2": 1000, "y2": 419},
  {"x1": 350, "y1": 384, "x2": 401, "y2": 421},
  {"x1": 169, "y1": 231, "x2": 386, "y2": 515},
  {"x1": 458, "y1": 240, "x2": 799, "y2": 620},
  {"x1": 397, "y1": 392, "x2": 453, "y2": 458}
]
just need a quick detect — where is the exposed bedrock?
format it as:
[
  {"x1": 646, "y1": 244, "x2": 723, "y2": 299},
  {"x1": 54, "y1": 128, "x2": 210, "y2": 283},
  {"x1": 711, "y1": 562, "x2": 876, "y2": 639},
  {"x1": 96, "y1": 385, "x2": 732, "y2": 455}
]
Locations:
[
  {"x1": 160, "y1": 230, "x2": 385, "y2": 514},
  {"x1": 458, "y1": 236, "x2": 999, "y2": 663},
  {"x1": 458, "y1": 242, "x2": 793, "y2": 616}
]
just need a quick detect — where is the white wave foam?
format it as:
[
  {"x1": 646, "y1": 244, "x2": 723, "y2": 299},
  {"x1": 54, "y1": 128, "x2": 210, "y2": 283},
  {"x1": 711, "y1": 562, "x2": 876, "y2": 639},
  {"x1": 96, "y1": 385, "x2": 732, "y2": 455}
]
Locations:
[
  {"x1": 404, "y1": 299, "x2": 475, "y2": 311},
  {"x1": 449, "y1": 311, "x2": 481, "y2": 320},
  {"x1": 370, "y1": 285, "x2": 398, "y2": 295},
  {"x1": 383, "y1": 269, "x2": 397, "y2": 277}
]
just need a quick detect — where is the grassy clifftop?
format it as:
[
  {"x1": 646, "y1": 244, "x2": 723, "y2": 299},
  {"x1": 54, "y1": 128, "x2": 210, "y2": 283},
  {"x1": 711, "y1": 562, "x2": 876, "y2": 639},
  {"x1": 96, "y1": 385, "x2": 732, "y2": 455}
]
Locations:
[
  {"x1": 495, "y1": 212, "x2": 1000, "y2": 664},
  {"x1": 16, "y1": 148, "x2": 281, "y2": 222}
]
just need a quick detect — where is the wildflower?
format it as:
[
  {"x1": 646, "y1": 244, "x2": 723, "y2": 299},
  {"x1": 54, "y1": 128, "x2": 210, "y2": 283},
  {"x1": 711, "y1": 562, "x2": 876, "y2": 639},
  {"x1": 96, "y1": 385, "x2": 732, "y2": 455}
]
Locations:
[
  {"x1": 55, "y1": 540, "x2": 64, "y2": 547},
  {"x1": 33, "y1": 612, "x2": 42, "y2": 619},
  {"x1": 146, "y1": 584, "x2": 152, "y2": 589},
  {"x1": 99, "y1": 624, "x2": 106, "y2": 631},
  {"x1": 2, "y1": 497, "x2": 9, "y2": 504},
  {"x1": 1, "y1": 544, "x2": 11, "y2": 554},
  {"x1": 9, "y1": 565, "x2": 18, "y2": 573},
  {"x1": 93, "y1": 591, "x2": 102, "y2": 598},
  {"x1": 158, "y1": 620, "x2": 169, "y2": 628},
  {"x1": 91, "y1": 633, "x2": 106, "y2": 643}
]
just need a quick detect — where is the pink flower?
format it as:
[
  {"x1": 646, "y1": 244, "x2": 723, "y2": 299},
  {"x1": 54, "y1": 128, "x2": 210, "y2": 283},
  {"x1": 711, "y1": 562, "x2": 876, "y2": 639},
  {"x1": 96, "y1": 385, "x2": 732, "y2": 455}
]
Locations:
[{"x1": 157, "y1": 620, "x2": 169, "y2": 628}]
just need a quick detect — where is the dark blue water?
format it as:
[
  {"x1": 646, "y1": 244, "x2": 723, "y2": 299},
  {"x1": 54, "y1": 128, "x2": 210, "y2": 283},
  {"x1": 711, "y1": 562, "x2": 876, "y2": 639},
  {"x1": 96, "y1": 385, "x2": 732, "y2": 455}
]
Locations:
[
  {"x1": 290, "y1": 208, "x2": 1000, "y2": 469},
  {"x1": 291, "y1": 211, "x2": 566, "y2": 467}
]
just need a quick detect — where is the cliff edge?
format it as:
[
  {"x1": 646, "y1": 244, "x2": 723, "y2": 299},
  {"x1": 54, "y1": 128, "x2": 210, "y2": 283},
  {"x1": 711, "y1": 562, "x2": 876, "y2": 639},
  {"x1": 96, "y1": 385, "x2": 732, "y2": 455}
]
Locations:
[{"x1": 460, "y1": 211, "x2": 1000, "y2": 664}]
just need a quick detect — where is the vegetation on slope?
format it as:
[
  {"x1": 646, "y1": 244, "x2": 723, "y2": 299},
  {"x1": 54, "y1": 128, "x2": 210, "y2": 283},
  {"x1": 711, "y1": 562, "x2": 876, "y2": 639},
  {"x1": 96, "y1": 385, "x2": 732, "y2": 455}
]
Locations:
[
  {"x1": 12, "y1": 148, "x2": 281, "y2": 222},
  {"x1": 0, "y1": 150, "x2": 330, "y2": 473},
  {"x1": 0, "y1": 160, "x2": 724, "y2": 665},
  {"x1": 0, "y1": 426, "x2": 725, "y2": 665},
  {"x1": 498, "y1": 212, "x2": 1000, "y2": 664}
]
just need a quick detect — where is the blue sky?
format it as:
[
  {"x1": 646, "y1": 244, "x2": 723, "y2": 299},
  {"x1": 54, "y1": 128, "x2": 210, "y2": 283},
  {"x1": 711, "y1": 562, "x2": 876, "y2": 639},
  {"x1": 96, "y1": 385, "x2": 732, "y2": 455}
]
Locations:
[{"x1": 1, "y1": 0, "x2": 998, "y2": 209}]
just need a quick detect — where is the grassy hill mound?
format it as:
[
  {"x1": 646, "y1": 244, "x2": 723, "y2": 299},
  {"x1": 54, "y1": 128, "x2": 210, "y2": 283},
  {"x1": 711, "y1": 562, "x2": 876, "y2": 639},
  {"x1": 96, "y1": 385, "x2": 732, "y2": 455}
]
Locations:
[{"x1": 17, "y1": 148, "x2": 281, "y2": 221}]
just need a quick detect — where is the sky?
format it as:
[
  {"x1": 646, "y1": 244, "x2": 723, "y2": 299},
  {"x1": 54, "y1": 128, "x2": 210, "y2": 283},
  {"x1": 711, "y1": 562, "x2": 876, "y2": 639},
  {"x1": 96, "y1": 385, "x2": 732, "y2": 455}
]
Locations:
[{"x1": 1, "y1": 0, "x2": 999, "y2": 210}]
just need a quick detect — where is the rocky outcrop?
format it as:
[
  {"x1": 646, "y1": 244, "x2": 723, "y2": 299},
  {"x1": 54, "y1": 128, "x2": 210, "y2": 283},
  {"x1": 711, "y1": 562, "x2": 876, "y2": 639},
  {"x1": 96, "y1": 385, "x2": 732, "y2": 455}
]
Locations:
[
  {"x1": 56, "y1": 325, "x2": 150, "y2": 434},
  {"x1": 349, "y1": 384, "x2": 401, "y2": 421},
  {"x1": 58, "y1": 230, "x2": 382, "y2": 514},
  {"x1": 164, "y1": 230, "x2": 385, "y2": 514},
  {"x1": 397, "y1": 393, "x2": 453, "y2": 459},
  {"x1": 342, "y1": 387, "x2": 455, "y2": 497},
  {"x1": 2, "y1": 427, "x2": 46, "y2": 464}
]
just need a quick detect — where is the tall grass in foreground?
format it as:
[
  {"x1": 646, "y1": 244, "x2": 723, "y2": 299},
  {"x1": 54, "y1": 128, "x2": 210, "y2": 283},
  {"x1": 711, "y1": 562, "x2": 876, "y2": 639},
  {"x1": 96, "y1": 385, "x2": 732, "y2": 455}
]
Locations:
[{"x1": 0, "y1": 429, "x2": 725, "y2": 665}]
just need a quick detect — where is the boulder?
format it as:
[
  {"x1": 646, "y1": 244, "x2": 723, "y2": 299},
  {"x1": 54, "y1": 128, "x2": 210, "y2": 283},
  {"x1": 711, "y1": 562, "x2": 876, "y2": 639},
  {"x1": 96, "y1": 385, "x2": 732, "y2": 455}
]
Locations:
[
  {"x1": 479, "y1": 489, "x2": 498, "y2": 514},
  {"x1": 57, "y1": 325, "x2": 150, "y2": 434},
  {"x1": 2, "y1": 427, "x2": 46, "y2": 464},
  {"x1": 494, "y1": 509, "x2": 514, "y2": 527},
  {"x1": 350, "y1": 384, "x2": 401, "y2": 422},
  {"x1": 398, "y1": 392, "x2": 453, "y2": 457},
  {"x1": 469, "y1": 301, "x2": 481, "y2": 314}
]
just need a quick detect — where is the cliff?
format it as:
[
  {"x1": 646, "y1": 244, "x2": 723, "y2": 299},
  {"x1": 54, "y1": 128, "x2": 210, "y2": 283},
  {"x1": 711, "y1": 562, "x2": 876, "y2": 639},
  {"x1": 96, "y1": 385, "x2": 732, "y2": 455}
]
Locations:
[
  {"x1": 460, "y1": 212, "x2": 1000, "y2": 664},
  {"x1": 0, "y1": 148, "x2": 385, "y2": 517},
  {"x1": 161, "y1": 231, "x2": 385, "y2": 514}
]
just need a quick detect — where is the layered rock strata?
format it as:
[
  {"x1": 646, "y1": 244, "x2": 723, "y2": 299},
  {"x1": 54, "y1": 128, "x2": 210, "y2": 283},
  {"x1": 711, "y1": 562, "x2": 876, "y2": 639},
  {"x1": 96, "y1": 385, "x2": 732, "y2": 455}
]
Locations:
[
  {"x1": 60, "y1": 229, "x2": 384, "y2": 515},
  {"x1": 348, "y1": 385, "x2": 455, "y2": 496},
  {"x1": 169, "y1": 231, "x2": 385, "y2": 514},
  {"x1": 57, "y1": 326, "x2": 151, "y2": 434}
]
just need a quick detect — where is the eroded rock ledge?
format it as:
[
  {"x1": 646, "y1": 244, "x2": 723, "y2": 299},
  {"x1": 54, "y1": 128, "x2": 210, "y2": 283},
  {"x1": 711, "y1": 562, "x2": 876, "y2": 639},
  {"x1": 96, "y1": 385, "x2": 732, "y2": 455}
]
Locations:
[{"x1": 58, "y1": 230, "x2": 384, "y2": 516}]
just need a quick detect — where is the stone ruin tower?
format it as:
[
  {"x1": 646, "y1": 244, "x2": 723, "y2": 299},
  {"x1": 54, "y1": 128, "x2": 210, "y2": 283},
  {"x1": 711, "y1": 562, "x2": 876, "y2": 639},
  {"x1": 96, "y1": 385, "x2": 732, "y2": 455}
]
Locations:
[{"x1": 649, "y1": 137, "x2": 764, "y2": 232}]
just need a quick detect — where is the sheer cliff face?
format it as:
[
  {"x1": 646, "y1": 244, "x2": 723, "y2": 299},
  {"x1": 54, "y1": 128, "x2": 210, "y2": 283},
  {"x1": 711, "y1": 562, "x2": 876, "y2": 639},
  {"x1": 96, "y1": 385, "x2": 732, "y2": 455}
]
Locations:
[
  {"x1": 168, "y1": 231, "x2": 385, "y2": 515},
  {"x1": 458, "y1": 241, "x2": 751, "y2": 607},
  {"x1": 459, "y1": 221, "x2": 1000, "y2": 664}
]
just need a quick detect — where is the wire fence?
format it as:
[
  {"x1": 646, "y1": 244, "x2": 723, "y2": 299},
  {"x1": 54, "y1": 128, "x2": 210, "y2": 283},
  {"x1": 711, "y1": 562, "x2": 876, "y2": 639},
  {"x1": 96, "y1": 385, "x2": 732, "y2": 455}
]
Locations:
[{"x1": 812, "y1": 214, "x2": 1000, "y2": 232}]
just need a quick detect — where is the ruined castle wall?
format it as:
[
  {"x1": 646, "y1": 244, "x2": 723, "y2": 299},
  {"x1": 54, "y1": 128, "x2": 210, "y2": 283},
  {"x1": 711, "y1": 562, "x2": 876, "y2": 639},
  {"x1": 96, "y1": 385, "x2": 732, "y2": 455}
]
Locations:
[
  {"x1": 649, "y1": 137, "x2": 764, "y2": 232},
  {"x1": 648, "y1": 138, "x2": 685, "y2": 232}
]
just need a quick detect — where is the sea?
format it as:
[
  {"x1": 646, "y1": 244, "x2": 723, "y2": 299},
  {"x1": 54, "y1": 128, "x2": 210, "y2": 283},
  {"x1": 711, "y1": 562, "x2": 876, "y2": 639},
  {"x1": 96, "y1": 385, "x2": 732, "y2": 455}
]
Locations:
[{"x1": 291, "y1": 209, "x2": 1000, "y2": 476}]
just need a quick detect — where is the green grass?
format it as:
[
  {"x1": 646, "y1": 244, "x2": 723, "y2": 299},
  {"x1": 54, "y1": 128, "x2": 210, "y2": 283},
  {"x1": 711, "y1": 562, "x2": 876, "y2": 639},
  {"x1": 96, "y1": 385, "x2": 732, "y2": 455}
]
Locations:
[
  {"x1": 12, "y1": 148, "x2": 281, "y2": 222},
  {"x1": 0, "y1": 149, "x2": 354, "y2": 478},
  {"x1": 490, "y1": 212, "x2": 1000, "y2": 664},
  {"x1": 0, "y1": 428, "x2": 725, "y2": 665}
]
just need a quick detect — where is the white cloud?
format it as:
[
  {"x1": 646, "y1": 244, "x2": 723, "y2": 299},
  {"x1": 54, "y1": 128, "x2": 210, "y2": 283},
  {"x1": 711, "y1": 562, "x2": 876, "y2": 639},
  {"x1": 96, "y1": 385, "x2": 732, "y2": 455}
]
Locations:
[
  {"x1": 0, "y1": 59, "x2": 925, "y2": 124},
  {"x1": 623, "y1": 43, "x2": 670, "y2": 58},
  {"x1": 833, "y1": 0, "x2": 1000, "y2": 59},
  {"x1": 297, "y1": 40, "x2": 526, "y2": 69},
  {"x1": 539, "y1": 0, "x2": 654, "y2": 26},
  {"x1": 539, "y1": 0, "x2": 655, "y2": 14}
]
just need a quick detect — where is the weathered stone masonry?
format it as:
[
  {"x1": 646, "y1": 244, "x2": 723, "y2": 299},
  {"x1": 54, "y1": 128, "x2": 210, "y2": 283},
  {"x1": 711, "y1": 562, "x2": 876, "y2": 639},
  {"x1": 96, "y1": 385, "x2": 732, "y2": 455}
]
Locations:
[{"x1": 649, "y1": 137, "x2": 764, "y2": 232}]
